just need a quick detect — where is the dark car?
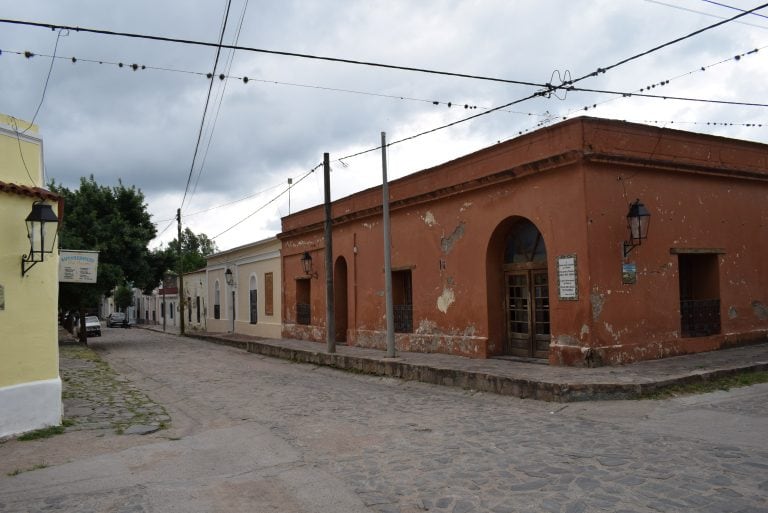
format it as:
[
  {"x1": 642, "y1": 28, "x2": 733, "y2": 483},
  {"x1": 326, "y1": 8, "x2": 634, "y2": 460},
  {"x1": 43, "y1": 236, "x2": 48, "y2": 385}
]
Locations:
[
  {"x1": 84, "y1": 316, "x2": 102, "y2": 337},
  {"x1": 107, "y1": 312, "x2": 126, "y2": 327}
]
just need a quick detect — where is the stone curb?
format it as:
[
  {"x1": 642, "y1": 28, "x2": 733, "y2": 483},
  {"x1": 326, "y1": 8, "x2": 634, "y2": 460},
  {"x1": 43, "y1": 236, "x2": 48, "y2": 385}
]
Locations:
[{"x1": 182, "y1": 332, "x2": 768, "y2": 402}]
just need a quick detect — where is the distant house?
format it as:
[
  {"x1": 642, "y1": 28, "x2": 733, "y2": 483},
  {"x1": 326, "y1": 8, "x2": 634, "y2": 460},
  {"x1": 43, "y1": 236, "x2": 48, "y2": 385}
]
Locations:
[
  {"x1": 182, "y1": 268, "x2": 207, "y2": 332},
  {"x1": 278, "y1": 117, "x2": 768, "y2": 366},
  {"x1": 206, "y1": 237, "x2": 281, "y2": 338},
  {"x1": 0, "y1": 114, "x2": 63, "y2": 437}
]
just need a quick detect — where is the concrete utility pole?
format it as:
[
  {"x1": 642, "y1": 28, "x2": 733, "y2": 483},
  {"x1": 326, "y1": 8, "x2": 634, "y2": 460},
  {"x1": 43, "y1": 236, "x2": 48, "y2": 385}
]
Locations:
[
  {"x1": 324, "y1": 153, "x2": 336, "y2": 354},
  {"x1": 177, "y1": 208, "x2": 185, "y2": 336},
  {"x1": 381, "y1": 132, "x2": 396, "y2": 358},
  {"x1": 288, "y1": 177, "x2": 293, "y2": 215}
]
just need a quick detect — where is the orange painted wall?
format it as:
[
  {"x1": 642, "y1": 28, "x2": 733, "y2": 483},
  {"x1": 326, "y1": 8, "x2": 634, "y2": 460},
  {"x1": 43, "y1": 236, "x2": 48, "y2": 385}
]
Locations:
[{"x1": 280, "y1": 117, "x2": 768, "y2": 366}]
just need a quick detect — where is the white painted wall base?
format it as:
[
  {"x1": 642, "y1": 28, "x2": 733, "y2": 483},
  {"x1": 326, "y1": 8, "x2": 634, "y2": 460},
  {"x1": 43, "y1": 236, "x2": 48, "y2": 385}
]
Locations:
[{"x1": 0, "y1": 378, "x2": 62, "y2": 439}]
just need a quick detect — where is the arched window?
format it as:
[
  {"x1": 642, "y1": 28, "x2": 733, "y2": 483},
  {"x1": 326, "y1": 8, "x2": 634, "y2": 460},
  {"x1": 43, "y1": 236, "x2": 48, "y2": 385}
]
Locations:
[
  {"x1": 504, "y1": 219, "x2": 547, "y2": 265},
  {"x1": 249, "y1": 275, "x2": 258, "y2": 324}
]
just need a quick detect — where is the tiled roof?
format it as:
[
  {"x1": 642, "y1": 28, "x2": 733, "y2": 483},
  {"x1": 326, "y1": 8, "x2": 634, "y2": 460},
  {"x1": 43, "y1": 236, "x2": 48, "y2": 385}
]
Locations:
[{"x1": 0, "y1": 180, "x2": 61, "y2": 201}]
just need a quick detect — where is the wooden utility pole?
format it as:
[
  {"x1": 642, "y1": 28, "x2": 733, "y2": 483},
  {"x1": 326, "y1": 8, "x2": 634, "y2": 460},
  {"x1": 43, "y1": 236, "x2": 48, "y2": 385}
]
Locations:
[
  {"x1": 323, "y1": 153, "x2": 335, "y2": 353},
  {"x1": 177, "y1": 208, "x2": 185, "y2": 336}
]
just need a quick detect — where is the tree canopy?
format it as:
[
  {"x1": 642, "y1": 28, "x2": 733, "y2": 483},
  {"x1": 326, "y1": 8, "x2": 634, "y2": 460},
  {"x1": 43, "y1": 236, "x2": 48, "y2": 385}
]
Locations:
[
  {"x1": 154, "y1": 227, "x2": 218, "y2": 277},
  {"x1": 50, "y1": 176, "x2": 157, "y2": 311}
]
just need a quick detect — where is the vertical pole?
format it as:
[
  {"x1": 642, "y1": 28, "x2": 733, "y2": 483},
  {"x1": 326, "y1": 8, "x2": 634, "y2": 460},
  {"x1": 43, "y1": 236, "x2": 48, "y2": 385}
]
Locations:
[
  {"x1": 162, "y1": 283, "x2": 166, "y2": 332},
  {"x1": 324, "y1": 152, "x2": 336, "y2": 353},
  {"x1": 177, "y1": 208, "x2": 185, "y2": 336},
  {"x1": 381, "y1": 132, "x2": 396, "y2": 358},
  {"x1": 288, "y1": 177, "x2": 293, "y2": 215}
]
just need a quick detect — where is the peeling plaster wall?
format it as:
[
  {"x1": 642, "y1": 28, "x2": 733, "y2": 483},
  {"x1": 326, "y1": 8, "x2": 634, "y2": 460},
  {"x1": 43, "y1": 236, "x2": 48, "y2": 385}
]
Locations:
[
  {"x1": 568, "y1": 127, "x2": 768, "y2": 365},
  {"x1": 278, "y1": 117, "x2": 768, "y2": 365}
]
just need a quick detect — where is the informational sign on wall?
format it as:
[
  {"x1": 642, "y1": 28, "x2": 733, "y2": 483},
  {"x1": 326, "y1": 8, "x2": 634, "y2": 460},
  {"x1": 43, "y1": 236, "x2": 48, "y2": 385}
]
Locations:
[
  {"x1": 557, "y1": 254, "x2": 578, "y2": 300},
  {"x1": 59, "y1": 250, "x2": 99, "y2": 283},
  {"x1": 622, "y1": 263, "x2": 637, "y2": 284}
]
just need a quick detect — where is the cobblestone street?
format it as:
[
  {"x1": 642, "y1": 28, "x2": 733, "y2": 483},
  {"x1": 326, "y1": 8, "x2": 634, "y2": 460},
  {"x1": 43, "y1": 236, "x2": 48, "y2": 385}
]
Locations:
[{"x1": 1, "y1": 328, "x2": 767, "y2": 512}]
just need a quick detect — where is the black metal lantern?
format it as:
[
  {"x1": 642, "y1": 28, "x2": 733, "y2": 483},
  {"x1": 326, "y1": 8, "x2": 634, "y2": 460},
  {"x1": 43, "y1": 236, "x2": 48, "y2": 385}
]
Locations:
[
  {"x1": 21, "y1": 201, "x2": 60, "y2": 276},
  {"x1": 224, "y1": 268, "x2": 234, "y2": 286},
  {"x1": 623, "y1": 199, "x2": 651, "y2": 257},
  {"x1": 300, "y1": 251, "x2": 314, "y2": 276}
]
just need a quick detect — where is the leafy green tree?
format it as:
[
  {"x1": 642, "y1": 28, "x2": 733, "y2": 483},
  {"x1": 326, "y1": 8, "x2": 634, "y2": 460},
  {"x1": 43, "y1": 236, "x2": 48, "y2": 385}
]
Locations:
[
  {"x1": 114, "y1": 284, "x2": 134, "y2": 312},
  {"x1": 50, "y1": 176, "x2": 157, "y2": 338},
  {"x1": 155, "y1": 227, "x2": 217, "y2": 275}
]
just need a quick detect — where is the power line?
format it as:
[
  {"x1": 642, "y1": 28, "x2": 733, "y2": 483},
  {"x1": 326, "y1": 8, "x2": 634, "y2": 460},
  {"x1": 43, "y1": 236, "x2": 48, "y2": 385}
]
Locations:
[
  {"x1": 188, "y1": 0, "x2": 250, "y2": 207},
  {"x1": 700, "y1": 0, "x2": 768, "y2": 20},
  {"x1": 210, "y1": 164, "x2": 320, "y2": 241},
  {"x1": 180, "y1": 0, "x2": 233, "y2": 210},
  {"x1": 643, "y1": 0, "x2": 768, "y2": 29},
  {"x1": 192, "y1": 2, "x2": 768, "y2": 242},
  {"x1": 0, "y1": 17, "x2": 552, "y2": 89},
  {"x1": 555, "y1": 44, "x2": 767, "y2": 122},
  {"x1": 334, "y1": 2, "x2": 768, "y2": 164},
  {"x1": 567, "y1": 2, "x2": 768, "y2": 87},
  {"x1": 19, "y1": 29, "x2": 68, "y2": 134},
  {"x1": 1, "y1": 48, "x2": 549, "y2": 116},
  {"x1": 152, "y1": 179, "x2": 284, "y2": 224},
  {"x1": 8, "y1": 116, "x2": 37, "y2": 186}
]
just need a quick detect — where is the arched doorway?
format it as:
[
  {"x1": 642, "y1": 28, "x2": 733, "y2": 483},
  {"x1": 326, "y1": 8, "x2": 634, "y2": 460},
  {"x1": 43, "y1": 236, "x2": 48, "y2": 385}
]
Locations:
[
  {"x1": 334, "y1": 256, "x2": 348, "y2": 342},
  {"x1": 501, "y1": 218, "x2": 550, "y2": 358}
]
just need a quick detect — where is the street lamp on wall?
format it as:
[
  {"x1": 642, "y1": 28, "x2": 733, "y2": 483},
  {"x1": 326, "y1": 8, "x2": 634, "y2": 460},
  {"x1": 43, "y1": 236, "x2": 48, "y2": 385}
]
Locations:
[
  {"x1": 300, "y1": 251, "x2": 317, "y2": 278},
  {"x1": 21, "y1": 201, "x2": 60, "y2": 277},
  {"x1": 623, "y1": 199, "x2": 651, "y2": 257},
  {"x1": 224, "y1": 268, "x2": 234, "y2": 286}
]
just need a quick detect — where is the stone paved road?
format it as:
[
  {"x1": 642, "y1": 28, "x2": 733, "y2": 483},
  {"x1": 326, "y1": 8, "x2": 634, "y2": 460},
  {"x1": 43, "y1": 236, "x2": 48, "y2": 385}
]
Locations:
[{"x1": 2, "y1": 328, "x2": 767, "y2": 512}]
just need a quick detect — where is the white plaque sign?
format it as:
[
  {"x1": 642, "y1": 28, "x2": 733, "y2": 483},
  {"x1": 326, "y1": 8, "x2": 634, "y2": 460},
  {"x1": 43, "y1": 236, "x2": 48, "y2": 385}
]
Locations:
[
  {"x1": 557, "y1": 254, "x2": 578, "y2": 300},
  {"x1": 59, "y1": 250, "x2": 99, "y2": 283}
]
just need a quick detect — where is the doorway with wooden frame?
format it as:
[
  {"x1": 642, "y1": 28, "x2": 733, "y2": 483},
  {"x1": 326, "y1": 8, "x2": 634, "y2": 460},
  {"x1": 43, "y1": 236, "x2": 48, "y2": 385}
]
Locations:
[{"x1": 503, "y1": 219, "x2": 550, "y2": 358}]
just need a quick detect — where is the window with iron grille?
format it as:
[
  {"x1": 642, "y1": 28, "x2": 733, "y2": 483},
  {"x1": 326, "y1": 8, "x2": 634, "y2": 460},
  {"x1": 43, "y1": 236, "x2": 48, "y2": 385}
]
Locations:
[
  {"x1": 392, "y1": 269, "x2": 413, "y2": 333},
  {"x1": 250, "y1": 289, "x2": 258, "y2": 324},
  {"x1": 214, "y1": 281, "x2": 221, "y2": 319}
]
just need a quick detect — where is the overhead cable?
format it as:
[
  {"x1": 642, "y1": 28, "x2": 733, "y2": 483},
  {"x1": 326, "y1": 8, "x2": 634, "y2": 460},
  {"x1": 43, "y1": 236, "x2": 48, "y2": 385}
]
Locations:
[
  {"x1": 180, "y1": 0, "x2": 233, "y2": 210},
  {"x1": 0, "y1": 17, "x2": 551, "y2": 89}
]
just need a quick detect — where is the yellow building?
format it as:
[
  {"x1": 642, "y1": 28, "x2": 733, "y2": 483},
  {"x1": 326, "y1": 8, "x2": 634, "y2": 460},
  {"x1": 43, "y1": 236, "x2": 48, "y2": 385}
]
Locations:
[
  {"x1": 0, "y1": 114, "x2": 62, "y2": 438},
  {"x1": 206, "y1": 237, "x2": 282, "y2": 338}
]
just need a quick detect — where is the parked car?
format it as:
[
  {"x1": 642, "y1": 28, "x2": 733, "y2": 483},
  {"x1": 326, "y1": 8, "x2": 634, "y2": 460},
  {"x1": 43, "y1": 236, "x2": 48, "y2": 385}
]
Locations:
[
  {"x1": 84, "y1": 316, "x2": 102, "y2": 337},
  {"x1": 107, "y1": 312, "x2": 126, "y2": 327}
]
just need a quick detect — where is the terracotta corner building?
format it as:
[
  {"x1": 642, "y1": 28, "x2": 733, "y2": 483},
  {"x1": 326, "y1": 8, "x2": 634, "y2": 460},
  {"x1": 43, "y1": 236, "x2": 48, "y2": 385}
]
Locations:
[{"x1": 278, "y1": 117, "x2": 768, "y2": 366}]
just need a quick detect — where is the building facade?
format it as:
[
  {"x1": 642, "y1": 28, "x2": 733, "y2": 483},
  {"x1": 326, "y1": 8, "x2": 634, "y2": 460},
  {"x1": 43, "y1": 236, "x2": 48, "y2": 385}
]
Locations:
[
  {"x1": 0, "y1": 114, "x2": 63, "y2": 437},
  {"x1": 206, "y1": 237, "x2": 282, "y2": 338},
  {"x1": 279, "y1": 117, "x2": 768, "y2": 366},
  {"x1": 182, "y1": 269, "x2": 207, "y2": 332}
]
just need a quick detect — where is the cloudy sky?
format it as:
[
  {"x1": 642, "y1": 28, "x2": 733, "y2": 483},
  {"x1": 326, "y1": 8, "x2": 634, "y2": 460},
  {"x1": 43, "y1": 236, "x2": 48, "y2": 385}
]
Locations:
[{"x1": 1, "y1": 0, "x2": 766, "y2": 252}]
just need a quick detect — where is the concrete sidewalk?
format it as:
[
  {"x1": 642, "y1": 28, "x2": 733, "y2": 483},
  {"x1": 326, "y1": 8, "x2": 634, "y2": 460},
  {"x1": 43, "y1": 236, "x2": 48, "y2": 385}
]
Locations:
[{"x1": 140, "y1": 324, "x2": 768, "y2": 402}]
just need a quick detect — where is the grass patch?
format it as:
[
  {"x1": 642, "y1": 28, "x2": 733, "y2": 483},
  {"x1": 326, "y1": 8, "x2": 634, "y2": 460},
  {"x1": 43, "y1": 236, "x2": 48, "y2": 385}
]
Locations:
[
  {"x1": 6, "y1": 462, "x2": 48, "y2": 476},
  {"x1": 641, "y1": 370, "x2": 768, "y2": 399},
  {"x1": 17, "y1": 425, "x2": 66, "y2": 441}
]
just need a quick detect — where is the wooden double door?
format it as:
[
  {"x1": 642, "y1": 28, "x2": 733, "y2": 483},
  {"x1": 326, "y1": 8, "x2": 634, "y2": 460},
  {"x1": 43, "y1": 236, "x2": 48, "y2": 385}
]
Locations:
[{"x1": 505, "y1": 268, "x2": 550, "y2": 358}]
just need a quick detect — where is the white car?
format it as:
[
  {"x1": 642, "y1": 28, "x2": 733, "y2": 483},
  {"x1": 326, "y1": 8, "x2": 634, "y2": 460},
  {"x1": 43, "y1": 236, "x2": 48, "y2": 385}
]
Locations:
[{"x1": 85, "y1": 316, "x2": 102, "y2": 337}]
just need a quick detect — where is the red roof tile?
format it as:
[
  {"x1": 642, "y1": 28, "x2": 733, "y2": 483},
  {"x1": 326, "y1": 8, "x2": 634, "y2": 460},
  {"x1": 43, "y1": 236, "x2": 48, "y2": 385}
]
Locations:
[{"x1": 0, "y1": 180, "x2": 61, "y2": 201}]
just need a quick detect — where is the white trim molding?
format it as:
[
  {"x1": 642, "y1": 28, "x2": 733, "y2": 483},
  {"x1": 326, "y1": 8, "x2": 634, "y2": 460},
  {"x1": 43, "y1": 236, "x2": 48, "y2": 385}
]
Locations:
[{"x1": 0, "y1": 378, "x2": 62, "y2": 439}]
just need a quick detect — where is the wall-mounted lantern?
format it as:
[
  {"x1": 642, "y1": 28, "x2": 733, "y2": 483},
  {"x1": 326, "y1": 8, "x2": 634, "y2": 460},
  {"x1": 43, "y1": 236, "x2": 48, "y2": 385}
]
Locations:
[
  {"x1": 623, "y1": 199, "x2": 651, "y2": 257},
  {"x1": 300, "y1": 251, "x2": 317, "y2": 278},
  {"x1": 21, "y1": 201, "x2": 60, "y2": 277},
  {"x1": 224, "y1": 268, "x2": 234, "y2": 286}
]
